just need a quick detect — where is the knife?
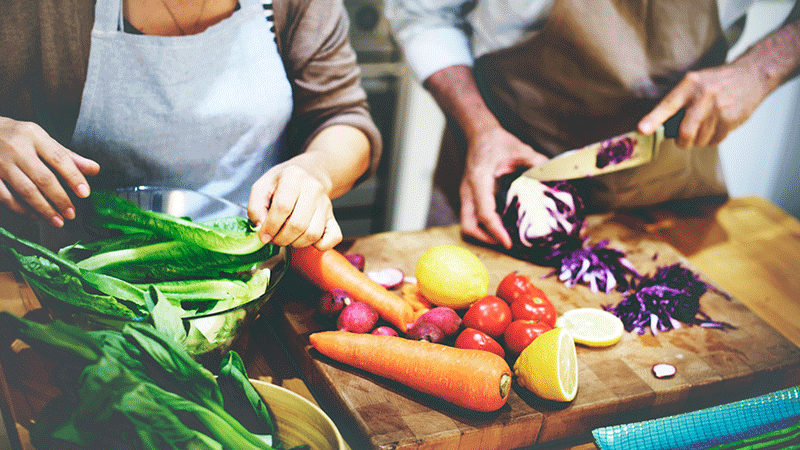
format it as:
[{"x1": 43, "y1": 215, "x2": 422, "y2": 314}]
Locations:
[{"x1": 523, "y1": 112, "x2": 683, "y2": 182}]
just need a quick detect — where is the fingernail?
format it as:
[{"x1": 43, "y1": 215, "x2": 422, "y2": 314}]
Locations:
[
  {"x1": 63, "y1": 207, "x2": 76, "y2": 220},
  {"x1": 76, "y1": 184, "x2": 90, "y2": 198},
  {"x1": 51, "y1": 215, "x2": 64, "y2": 228},
  {"x1": 260, "y1": 234, "x2": 272, "y2": 244}
]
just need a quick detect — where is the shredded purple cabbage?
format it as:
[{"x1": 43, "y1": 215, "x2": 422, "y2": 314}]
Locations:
[
  {"x1": 548, "y1": 239, "x2": 639, "y2": 294},
  {"x1": 603, "y1": 263, "x2": 735, "y2": 335},
  {"x1": 596, "y1": 136, "x2": 636, "y2": 169}
]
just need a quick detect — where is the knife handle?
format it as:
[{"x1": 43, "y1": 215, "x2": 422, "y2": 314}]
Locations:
[{"x1": 662, "y1": 109, "x2": 685, "y2": 139}]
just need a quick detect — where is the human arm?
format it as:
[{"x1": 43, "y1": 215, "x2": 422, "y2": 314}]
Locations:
[
  {"x1": 248, "y1": 124, "x2": 369, "y2": 251},
  {"x1": 424, "y1": 66, "x2": 549, "y2": 249},
  {"x1": 638, "y1": 6, "x2": 800, "y2": 148},
  {"x1": 249, "y1": 0, "x2": 379, "y2": 251},
  {"x1": 0, "y1": 117, "x2": 100, "y2": 228}
]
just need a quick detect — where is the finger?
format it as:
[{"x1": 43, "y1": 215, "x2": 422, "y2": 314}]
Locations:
[
  {"x1": 675, "y1": 96, "x2": 715, "y2": 148},
  {"x1": 248, "y1": 174, "x2": 278, "y2": 238},
  {"x1": 313, "y1": 216, "x2": 343, "y2": 251},
  {"x1": 470, "y1": 175, "x2": 513, "y2": 249},
  {"x1": 638, "y1": 83, "x2": 693, "y2": 135},
  {"x1": 38, "y1": 142, "x2": 94, "y2": 200},
  {"x1": 458, "y1": 184, "x2": 500, "y2": 246},
  {"x1": 289, "y1": 202, "x2": 328, "y2": 248},
  {"x1": 5, "y1": 167, "x2": 64, "y2": 227},
  {"x1": 0, "y1": 180, "x2": 34, "y2": 218},
  {"x1": 268, "y1": 186, "x2": 313, "y2": 247},
  {"x1": 695, "y1": 114, "x2": 718, "y2": 148}
]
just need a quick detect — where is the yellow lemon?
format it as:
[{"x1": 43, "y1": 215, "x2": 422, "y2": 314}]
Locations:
[
  {"x1": 556, "y1": 307, "x2": 624, "y2": 348},
  {"x1": 415, "y1": 245, "x2": 489, "y2": 309},
  {"x1": 513, "y1": 327, "x2": 578, "y2": 402}
]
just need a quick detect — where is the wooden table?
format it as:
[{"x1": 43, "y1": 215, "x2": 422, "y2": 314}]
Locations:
[{"x1": 1, "y1": 196, "x2": 800, "y2": 450}]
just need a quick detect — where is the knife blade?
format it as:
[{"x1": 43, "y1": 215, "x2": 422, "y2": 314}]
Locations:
[{"x1": 523, "y1": 111, "x2": 683, "y2": 182}]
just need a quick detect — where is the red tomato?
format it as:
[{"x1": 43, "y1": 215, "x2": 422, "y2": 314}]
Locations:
[
  {"x1": 510, "y1": 295, "x2": 558, "y2": 327},
  {"x1": 503, "y1": 320, "x2": 553, "y2": 356},
  {"x1": 496, "y1": 272, "x2": 547, "y2": 305},
  {"x1": 462, "y1": 295, "x2": 512, "y2": 338},
  {"x1": 454, "y1": 328, "x2": 506, "y2": 358}
]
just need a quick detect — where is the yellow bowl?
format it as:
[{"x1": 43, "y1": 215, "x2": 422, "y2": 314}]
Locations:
[{"x1": 249, "y1": 379, "x2": 347, "y2": 450}]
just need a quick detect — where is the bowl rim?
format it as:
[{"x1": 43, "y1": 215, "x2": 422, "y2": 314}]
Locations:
[
  {"x1": 248, "y1": 378, "x2": 347, "y2": 450},
  {"x1": 38, "y1": 186, "x2": 289, "y2": 323}
]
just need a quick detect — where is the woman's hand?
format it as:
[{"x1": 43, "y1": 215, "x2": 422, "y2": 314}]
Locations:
[
  {"x1": 460, "y1": 125, "x2": 548, "y2": 249},
  {"x1": 248, "y1": 158, "x2": 342, "y2": 251},
  {"x1": 0, "y1": 117, "x2": 100, "y2": 227},
  {"x1": 248, "y1": 124, "x2": 370, "y2": 251}
]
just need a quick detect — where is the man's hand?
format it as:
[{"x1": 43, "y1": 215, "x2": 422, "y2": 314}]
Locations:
[
  {"x1": 639, "y1": 15, "x2": 800, "y2": 147},
  {"x1": 459, "y1": 125, "x2": 548, "y2": 249},
  {"x1": 0, "y1": 117, "x2": 99, "y2": 227}
]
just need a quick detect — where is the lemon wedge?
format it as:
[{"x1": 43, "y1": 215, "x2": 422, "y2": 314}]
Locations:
[
  {"x1": 556, "y1": 307, "x2": 624, "y2": 348},
  {"x1": 513, "y1": 327, "x2": 578, "y2": 402},
  {"x1": 415, "y1": 245, "x2": 489, "y2": 309}
]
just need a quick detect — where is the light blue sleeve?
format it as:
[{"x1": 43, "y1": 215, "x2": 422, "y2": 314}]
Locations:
[{"x1": 383, "y1": 0, "x2": 475, "y2": 83}]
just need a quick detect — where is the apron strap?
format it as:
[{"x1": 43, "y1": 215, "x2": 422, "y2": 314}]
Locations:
[{"x1": 93, "y1": 0, "x2": 123, "y2": 33}]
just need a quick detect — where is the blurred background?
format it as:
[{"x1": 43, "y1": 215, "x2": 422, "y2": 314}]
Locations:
[{"x1": 332, "y1": 0, "x2": 800, "y2": 237}]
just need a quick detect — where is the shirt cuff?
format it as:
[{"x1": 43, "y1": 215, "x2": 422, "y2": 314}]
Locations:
[{"x1": 400, "y1": 27, "x2": 474, "y2": 83}]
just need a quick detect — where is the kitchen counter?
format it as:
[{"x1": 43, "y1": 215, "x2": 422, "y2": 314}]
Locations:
[{"x1": 1, "y1": 195, "x2": 799, "y2": 450}]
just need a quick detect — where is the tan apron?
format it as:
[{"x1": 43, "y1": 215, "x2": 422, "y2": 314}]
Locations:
[{"x1": 427, "y1": 0, "x2": 729, "y2": 225}]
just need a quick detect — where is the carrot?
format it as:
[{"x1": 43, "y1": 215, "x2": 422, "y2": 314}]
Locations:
[
  {"x1": 308, "y1": 330, "x2": 513, "y2": 412},
  {"x1": 400, "y1": 283, "x2": 434, "y2": 311},
  {"x1": 291, "y1": 246, "x2": 415, "y2": 332}
]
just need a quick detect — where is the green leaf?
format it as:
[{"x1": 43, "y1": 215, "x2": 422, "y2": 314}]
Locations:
[
  {"x1": 0, "y1": 312, "x2": 103, "y2": 363},
  {"x1": 146, "y1": 286, "x2": 189, "y2": 345},
  {"x1": 90, "y1": 191, "x2": 265, "y2": 255},
  {"x1": 219, "y1": 351, "x2": 276, "y2": 440}
]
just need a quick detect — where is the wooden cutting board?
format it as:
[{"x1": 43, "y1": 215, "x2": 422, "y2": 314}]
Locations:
[{"x1": 271, "y1": 222, "x2": 800, "y2": 450}]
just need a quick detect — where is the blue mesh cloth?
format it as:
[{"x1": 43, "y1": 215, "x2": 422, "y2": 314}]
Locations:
[{"x1": 592, "y1": 386, "x2": 800, "y2": 450}]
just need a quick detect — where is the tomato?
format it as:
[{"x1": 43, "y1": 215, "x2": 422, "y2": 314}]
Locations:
[
  {"x1": 510, "y1": 295, "x2": 558, "y2": 327},
  {"x1": 503, "y1": 320, "x2": 553, "y2": 356},
  {"x1": 462, "y1": 295, "x2": 512, "y2": 338},
  {"x1": 496, "y1": 272, "x2": 547, "y2": 305},
  {"x1": 454, "y1": 328, "x2": 506, "y2": 358}
]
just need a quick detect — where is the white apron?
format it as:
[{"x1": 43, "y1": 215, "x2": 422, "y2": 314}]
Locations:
[{"x1": 70, "y1": 0, "x2": 293, "y2": 216}]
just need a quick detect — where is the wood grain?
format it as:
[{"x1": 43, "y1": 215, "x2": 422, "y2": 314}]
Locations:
[{"x1": 271, "y1": 198, "x2": 800, "y2": 450}]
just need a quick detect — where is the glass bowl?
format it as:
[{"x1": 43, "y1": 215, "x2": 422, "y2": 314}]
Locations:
[{"x1": 33, "y1": 186, "x2": 289, "y2": 358}]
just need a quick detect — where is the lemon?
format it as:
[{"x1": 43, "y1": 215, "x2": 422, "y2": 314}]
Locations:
[
  {"x1": 555, "y1": 307, "x2": 624, "y2": 348},
  {"x1": 513, "y1": 327, "x2": 578, "y2": 402},
  {"x1": 415, "y1": 245, "x2": 489, "y2": 309}
]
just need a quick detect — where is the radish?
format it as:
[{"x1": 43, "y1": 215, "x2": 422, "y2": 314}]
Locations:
[
  {"x1": 318, "y1": 288, "x2": 352, "y2": 317},
  {"x1": 366, "y1": 268, "x2": 405, "y2": 289},
  {"x1": 337, "y1": 301, "x2": 379, "y2": 333},
  {"x1": 371, "y1": 326, "x2": 399, "y2": 337},
  {"x1": 413, "y1": 307, "x2": 462, "y2": 337},
  {"x1": 406, "y1": 322, "x2": 445, "y2": 343},
  {"x1": 344, "y1": 253, "x2": 366, "y2": 272}
]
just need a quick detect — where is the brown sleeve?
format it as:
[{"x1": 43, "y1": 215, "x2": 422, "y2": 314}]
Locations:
[
  {"x1": 272, "y1": 0, "x2": 382, "y2": 183},
  {"x1": 0, "y1": 0, "x2": 93, "y2": 147}
]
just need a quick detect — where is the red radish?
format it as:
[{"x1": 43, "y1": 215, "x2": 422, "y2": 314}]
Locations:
[
  {"x1": 413, "y1": 307, "x2": 462, "y2": 337},
  {"x1": 366, "y1": 268, "x2": 405, "y2": 289},
  {"x1": 337, "y1": 301, "x2": 379, "y2": 333},
  {"x1": 318, "y1": 288, "x2": 352, "y2": 317},
  {"x1": 406, "y1": 322, "x2": 445, "y2": 343},
  {"x1": 371, "y1": 326, "x2": 399, "y2": 337},
  {"x1": 345, "y1": 253, "x2": 366, "y2": 272},
  {"x1": 309, "y1": 331, "x2": 512, "y2": 412}
]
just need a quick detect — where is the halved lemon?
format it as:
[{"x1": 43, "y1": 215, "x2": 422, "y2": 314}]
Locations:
[
  {"x1": 513, "y1": 327, "x2": 578, "y2": 402},
  {"x1": 556, "y1": 307, "x2": 624, "y2": 348}
]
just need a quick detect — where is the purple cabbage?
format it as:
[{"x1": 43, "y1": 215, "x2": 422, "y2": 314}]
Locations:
[
  {"x1": 496, "y1": 174, "x2": 585, "y2": 266},
  {"x1": 549, "y1": 239, "x2": 639, "y2": 294},
  {"x1": 496, "y1": 173, "x2": 638, "y2": 290},
  {"x1": 603, "y1": 263, "x2": 735, "y2": 335},
  {"x1": 596, "y1": 136, "x2": 635, "y2": 169}
]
